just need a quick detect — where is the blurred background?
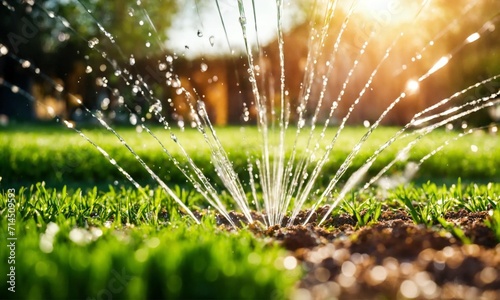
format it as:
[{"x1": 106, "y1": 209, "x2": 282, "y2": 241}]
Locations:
[{"x1": 0, "y1": 0, "x2": 499, "y2": 127}]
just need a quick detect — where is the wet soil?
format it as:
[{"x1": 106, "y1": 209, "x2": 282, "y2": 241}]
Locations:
[{"x1": 218, "y1": 207, "x2": 500, "y2": 300}]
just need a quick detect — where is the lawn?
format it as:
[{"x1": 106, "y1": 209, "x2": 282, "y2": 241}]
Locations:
[
  {"x1": 1, "y1": 124, "x2": 499, "y2": 299},
  {"x1": 1, "y1": 124, "x2": 498, "y2": 188}
]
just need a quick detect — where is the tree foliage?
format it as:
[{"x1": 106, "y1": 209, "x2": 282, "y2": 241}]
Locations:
[{"x1": 53, "y1": 0, "x2": 179, "y2": 58}]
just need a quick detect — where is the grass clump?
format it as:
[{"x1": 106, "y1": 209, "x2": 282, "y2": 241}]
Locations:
[
  {"x1": 395, "y1": 181, "x2": 499, "y2": 227},
  {"x1": 341, "y1": 196, "x2": 383, "y2": 227},
  {"x1": 485, "y1": 206, "x2": 500, "y2": 242},
  {"x1": 326, "y1": 181, "x2": 499, "y2": 244},
  {"x1": 0, "y1": 186, "x2": 300, "y2": 300}
]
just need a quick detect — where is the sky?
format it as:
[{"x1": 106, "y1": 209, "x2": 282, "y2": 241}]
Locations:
[
  {"x1": 164, "y1": 0, "x2": 425, "y2": 59},
  {"x1": 166, "y1": 0, "x2": 303, "y2": 58}
]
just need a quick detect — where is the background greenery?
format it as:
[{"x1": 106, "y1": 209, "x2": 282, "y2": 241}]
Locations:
[{"x1": 1, "y1": 125, "x2": 498, "y2": 190}]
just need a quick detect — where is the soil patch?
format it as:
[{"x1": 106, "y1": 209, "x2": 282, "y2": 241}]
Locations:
[{"x1": 218, "y1": 207, "x2": 500, "y2": 299}]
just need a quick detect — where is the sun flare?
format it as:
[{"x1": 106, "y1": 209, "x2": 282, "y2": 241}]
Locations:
[
  {"x1": 357, "y1": 0, "x2": 401, "y2": 12},
  {"x1": 405, "y1": 79, "x2": 420, "y2": 95},
  {"x1": 351, "y1": 0, "x2": 423, "y2": 24}
]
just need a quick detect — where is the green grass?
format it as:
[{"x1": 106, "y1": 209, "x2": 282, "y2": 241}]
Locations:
[
  {"x1": 341, "y1": 195, "x2": 383, "y2": 227},
  {"x1": 327, "y1": 181, "x2": 500, "y2": 229},
  {"x1": 1, "y1": 124, "x2": 499, "y2": 189},
  {"x1": 486, "y1": 206, "x2": 500, "y2": 241},
  {"x1": 393, "y1": 181, "x2": 500, "y2": 244},
  {"x1": 0, "y1": 125, "x2": 499, "y2": 299},
  {"x1": 1, "y1": 182, "x2": 499, "y2": 299},
  {"x1": 0, "y1": 184, "x2": 300, "y2": 299},
  {"x1": 396, "y1": 181, "x2": 499, "y2": 225}
]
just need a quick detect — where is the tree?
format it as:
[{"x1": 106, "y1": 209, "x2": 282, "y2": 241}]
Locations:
[{"x1": 0, "y1": 0, "x2": 180, "y2": 121}]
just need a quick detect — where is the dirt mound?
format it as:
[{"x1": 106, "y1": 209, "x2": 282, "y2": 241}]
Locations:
[{"x1": 219, "y1": 208, "x2": 500, "y2": 299}]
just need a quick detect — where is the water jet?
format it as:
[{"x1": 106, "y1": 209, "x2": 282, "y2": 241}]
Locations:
[{"x1": 0, "y1": 0, "x2": 499, "y2": 228}]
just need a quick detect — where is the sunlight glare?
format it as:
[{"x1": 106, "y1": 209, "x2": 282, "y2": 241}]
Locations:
[
  {"x1": 405, "y1": 79, "x2": 420, "y2": 95},
  {"x1": 357, "y1": 0, "x2": 400, "y2": 12},
  {"x1": 353, "y1": 0, "x2": 419, "y2": 23}
]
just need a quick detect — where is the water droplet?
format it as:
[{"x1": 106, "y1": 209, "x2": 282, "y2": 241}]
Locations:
[
  {"x1": 88, "y1": 38, "x2": 99, "y2": 48},
  {"x1": 145, "y1": 42, "x2": 151, "y2": 48},
  {"x1": 63, "y1": 120, "x2": 74, "y2": 128},
  {"x1": 466, "y1": 32, "x2": 480, "y2": 44},
  {"x1": 57, "y1": 33, "x2": 70, "y2": 42},
  {"x1": 197, "y1": 29, "x2": 203, "y2": 37},
  {"x1": 405, "y1": 79, "x2": 420, "y2": 94},
  {"x1": 139, "y1": 20, "x2": 144, "y2": 26},
  {"x1": 200, "y1": 63, "x2": 208, "y2": 72},
  {"x1": 85, "y1": 66, "x2": 93, "y2": 73},
  {"x1": 132, "y1": 85, "x2": 140, "y2": 95},
  {"x1": 209, "y1": 36, "x2": 215, "y2": 47},
  {"x1": 128, "y1": 8, "x2": 135, "y2": 16},
  {"x1": 21, "y1": 60, "x2": 31, "y2": 68},
  {"x1": 177, "y1": 119, "x2": 185, "y2": 129},
  {"x1": 129, "y1": 55, "x2": 136, "y2": 66},
  {"x1": 155, "y1": 63, "x2": 166, "y2": 72},
  {"x1": 129, "y1": 114, "x2": 138, "y2": 125},
  {"x1": 0, "y1": 44, "x2": 9, "y2": 56},
  {"x1": 150, "y1": 100, "x2": 163, "y2": 113},
  {"x1": 100, "y1": 98, "x2": 110, "y2": 110}
]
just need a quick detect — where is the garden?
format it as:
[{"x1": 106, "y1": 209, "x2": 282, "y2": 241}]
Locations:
[
  {"x1": 1, "y1": 125, "x2": 499, "y2": 299},
  {"x1": 1, "y1": 0, "x2": 500, "y2": 299}
]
